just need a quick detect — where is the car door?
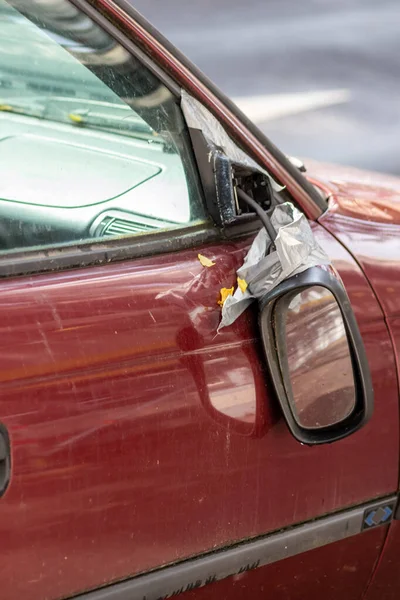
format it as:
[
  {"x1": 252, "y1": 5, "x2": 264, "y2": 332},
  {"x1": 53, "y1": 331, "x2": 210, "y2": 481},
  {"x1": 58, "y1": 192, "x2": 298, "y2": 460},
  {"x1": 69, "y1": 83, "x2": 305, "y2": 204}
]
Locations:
[{"x1": 0, "y1": 2, "x2": 398, "y2": 600}]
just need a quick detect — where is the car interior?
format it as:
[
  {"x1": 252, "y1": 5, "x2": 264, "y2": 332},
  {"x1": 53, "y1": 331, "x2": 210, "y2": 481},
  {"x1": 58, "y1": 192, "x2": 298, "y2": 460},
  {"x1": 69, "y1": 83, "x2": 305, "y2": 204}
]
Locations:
[{"x1": 0, "y1": 2, "x2": 205, "y2": 252}]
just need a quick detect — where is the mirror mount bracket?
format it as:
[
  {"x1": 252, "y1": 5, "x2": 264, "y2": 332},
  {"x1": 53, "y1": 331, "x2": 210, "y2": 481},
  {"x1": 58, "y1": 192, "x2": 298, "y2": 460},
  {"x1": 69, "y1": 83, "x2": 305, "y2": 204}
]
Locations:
[
  {"x1": 188, "y1": 128, "x2": 237, "y2": 227},
  {"x1": 188, "y1": 127, "x2": 276, "y2": 230}
]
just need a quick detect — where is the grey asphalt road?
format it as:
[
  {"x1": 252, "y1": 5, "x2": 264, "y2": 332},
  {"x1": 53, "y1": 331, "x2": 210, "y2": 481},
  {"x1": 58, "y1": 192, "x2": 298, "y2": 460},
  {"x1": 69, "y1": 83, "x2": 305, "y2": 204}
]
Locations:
[{"x1": 132, "y1": 0, "x2": 400, "y2": 175}]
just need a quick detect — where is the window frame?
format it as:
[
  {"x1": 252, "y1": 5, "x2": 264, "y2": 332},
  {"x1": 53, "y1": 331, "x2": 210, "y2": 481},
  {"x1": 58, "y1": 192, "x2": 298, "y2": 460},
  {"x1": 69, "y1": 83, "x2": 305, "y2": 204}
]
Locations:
[{"x1": 81, "y1": 0, "x2": 328, "y2": 218}]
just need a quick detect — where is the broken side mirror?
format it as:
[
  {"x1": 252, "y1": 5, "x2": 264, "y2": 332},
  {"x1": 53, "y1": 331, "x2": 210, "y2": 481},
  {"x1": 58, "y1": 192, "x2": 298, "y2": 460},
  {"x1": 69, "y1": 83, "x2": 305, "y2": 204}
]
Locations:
[{"x1": 259, "y1": 266, "x2": 373, "y2": 444}]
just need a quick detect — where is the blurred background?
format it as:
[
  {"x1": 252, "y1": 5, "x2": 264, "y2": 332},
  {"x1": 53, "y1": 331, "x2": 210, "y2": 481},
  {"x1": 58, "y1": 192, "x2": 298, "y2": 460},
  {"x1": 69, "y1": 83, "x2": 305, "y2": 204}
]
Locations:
[{"x1": 133, "y1": 0, "x2": 400, "y2": 175}]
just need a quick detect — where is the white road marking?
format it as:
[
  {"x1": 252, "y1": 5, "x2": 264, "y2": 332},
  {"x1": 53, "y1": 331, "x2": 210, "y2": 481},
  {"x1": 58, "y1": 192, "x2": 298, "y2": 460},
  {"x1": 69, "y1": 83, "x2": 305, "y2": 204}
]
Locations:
[{"x1": 232, "y1": 89, "x2": 351, "y2": 124}]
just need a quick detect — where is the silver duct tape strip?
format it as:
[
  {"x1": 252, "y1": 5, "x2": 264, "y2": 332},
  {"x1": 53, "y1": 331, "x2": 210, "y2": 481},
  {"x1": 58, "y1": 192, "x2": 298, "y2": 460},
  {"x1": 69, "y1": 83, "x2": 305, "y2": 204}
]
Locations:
[
  {"x1": 180, "y1": 91, "x2": 329, "y2": 330},
  {"x1": 219, "y1": 201, "x2": 330, "y2": 329}
]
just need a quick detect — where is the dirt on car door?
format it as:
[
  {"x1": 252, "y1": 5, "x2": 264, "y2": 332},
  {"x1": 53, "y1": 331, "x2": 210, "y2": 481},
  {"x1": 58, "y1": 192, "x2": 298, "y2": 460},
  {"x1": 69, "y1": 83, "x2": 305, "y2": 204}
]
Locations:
[{"x1": 0, "y1": 221, "x2": 397, "y2": 600}]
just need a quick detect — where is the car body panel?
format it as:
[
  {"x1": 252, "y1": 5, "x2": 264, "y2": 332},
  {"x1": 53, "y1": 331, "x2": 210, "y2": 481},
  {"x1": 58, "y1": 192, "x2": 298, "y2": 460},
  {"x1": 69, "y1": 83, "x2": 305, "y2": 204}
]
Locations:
[
  {"x1": 320, "y1": 208, "x2": 400, "y2": 318},
  {"x1": 0, "y1": 223, "x2": 397, "y2": 600},
  {"x1": 315, "y1": 169, "x2": 400, "y2": 317},
  {"x1": 179, "y1": 527, "x2": 388, "y2": 600},
  {"x1": 307, "y1": 161, "x2": 400, "y2": 226},
  {"x1": 364, "y1": 520, "x2": 400, "y2": 600},
  {"x1": 308, "y1": 162, "x2": 400, "y2": 600}
]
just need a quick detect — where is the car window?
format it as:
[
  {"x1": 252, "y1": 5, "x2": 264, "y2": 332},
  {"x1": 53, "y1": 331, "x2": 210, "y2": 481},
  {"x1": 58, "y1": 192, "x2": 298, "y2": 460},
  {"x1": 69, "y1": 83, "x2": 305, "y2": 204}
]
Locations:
[{"x1": 0, "y1": 0, "x2": 206, "y2": 253}]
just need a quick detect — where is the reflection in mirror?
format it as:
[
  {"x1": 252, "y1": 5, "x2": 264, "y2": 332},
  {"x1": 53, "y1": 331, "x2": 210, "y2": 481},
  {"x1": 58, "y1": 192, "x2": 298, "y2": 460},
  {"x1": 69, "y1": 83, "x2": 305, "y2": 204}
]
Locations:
[
  {"x1": 204, "y1": 351, "x2": 256, "y2": 425},
  {"x1": 278, "y1": 286, "x2": 356, "y2": 429},
  {"x1": 176, "y1": 323, "x2": 258, "y2": 435}
]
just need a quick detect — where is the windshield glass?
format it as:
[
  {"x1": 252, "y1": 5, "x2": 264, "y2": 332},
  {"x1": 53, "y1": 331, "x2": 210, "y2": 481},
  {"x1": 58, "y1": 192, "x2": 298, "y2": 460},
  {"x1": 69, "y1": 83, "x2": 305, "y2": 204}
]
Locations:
[
  {"x1": 0, "y1": 1, "x2": 169, "y2": 141},
  {"x1": 0, "y1": 0, "x2": 206, "y2": 252}
]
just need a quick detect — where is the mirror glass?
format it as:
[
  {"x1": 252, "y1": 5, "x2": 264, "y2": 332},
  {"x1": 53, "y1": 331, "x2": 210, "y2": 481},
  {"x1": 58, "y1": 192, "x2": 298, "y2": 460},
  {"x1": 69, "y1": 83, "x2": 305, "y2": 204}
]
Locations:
[{"x1": 279, "y1": 285, "x2": 356, "y2": 429}]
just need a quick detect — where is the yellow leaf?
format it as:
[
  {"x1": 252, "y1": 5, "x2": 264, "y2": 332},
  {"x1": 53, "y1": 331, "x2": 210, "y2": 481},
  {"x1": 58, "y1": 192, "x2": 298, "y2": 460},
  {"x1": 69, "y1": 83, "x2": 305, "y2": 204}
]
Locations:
[
  {"x1": 217, "y1": 287, "x2": 234, "y2": 307},
  {"x1": 68, "y1": 112, "x2": 84, "y2": 123},
  {"x1": 198, "y1": 253, "x2": 215, "y2": 267},
  {"x1": 237, "y1": 277, "x2": 248, "y2": 293}
]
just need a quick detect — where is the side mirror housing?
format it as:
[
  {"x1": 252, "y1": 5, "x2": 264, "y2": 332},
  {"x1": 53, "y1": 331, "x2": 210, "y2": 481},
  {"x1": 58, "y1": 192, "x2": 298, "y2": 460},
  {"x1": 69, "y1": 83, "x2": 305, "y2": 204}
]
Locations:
[{"x1": 259, "y1": 266, "x2": 373, "y2": 444}]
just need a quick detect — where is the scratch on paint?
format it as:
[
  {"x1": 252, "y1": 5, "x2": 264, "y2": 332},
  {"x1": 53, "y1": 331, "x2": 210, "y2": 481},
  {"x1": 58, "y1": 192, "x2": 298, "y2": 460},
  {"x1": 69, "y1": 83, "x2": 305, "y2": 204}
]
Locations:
[
  {"x1": 51, "y1": 306, "x2": 63, "y2": 330},
  {"x1": 225, "y1": 430, "x2": 231, "y2": 455},
  {"x1": 148, "y1": 310, "x2": 157, "y2": 324},
  {"x1": 39, "y1": 327, "x2": 55, "y2": 363}
]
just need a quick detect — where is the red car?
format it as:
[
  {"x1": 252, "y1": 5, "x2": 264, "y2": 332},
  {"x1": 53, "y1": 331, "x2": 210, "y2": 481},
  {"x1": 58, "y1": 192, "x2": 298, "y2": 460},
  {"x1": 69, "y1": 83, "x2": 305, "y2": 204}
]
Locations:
[{"x1": 0, "y1": 1, "x2": 399, "y2": 599}]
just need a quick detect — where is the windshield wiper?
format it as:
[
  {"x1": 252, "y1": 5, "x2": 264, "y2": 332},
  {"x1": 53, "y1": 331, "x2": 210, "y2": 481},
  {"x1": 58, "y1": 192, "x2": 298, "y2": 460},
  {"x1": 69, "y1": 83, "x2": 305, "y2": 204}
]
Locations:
[
  {"x1": 0, "y1": 96, "x2": 165, "y2": 146},
  {"x1": 66, "y1": 107, "x2": 163, "y2": 144},
  {"x1": 0, "y1": 100, "x2": 45, "y2": 119}
]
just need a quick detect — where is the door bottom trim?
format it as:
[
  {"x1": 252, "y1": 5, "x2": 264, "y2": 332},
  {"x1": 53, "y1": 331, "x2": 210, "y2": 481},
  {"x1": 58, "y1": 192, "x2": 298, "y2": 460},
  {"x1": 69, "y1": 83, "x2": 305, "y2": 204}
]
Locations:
[{"x1": 73, "y1": 496, "x2": 396, "y2": 600}]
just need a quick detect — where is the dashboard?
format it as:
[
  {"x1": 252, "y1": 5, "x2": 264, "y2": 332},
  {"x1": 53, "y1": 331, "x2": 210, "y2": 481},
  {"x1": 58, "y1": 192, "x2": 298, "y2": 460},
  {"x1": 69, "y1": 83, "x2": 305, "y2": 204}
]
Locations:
[{"x1": 0, "y1": 106, "x2": 192, "y2": 251}]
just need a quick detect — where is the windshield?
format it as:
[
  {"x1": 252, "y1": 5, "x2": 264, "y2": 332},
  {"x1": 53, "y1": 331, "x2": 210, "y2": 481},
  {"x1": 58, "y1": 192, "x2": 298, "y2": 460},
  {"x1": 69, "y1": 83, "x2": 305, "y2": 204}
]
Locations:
[
  {"x1": 0, "y1": 0, "x2": 206, "y2": 252},
  {"x1": 0, "y1": 1, "x2": 173, "y2": 142}
]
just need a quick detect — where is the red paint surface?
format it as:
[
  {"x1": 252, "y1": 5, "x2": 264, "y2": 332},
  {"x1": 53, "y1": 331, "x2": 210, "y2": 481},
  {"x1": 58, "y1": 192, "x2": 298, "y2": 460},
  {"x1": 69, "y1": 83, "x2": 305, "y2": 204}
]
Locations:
[
  {"x1": 364, "y1": 521, "x2": 400, "y2": 600},
  {"x1": 184, "y1": 527, "x2": 388, "y2": 600},
  {"x1": 308, "y1": 160, "x2": 400, "y2": 225},
  {"x1": 310, "y1": 163, "x2": 400, "y2": 393},
  {"x1": 319, "y1": 215, "x2": 400, "y2": 319},
  {"x1": 310, "y1": 160, "x2": 400, "y2": 318},
  {"x1": 310, "y1": 161, "x2": 400, "y2": 600},
  {"x1": 0, "y1": 224, "x2": 397, "y2": 599}
]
